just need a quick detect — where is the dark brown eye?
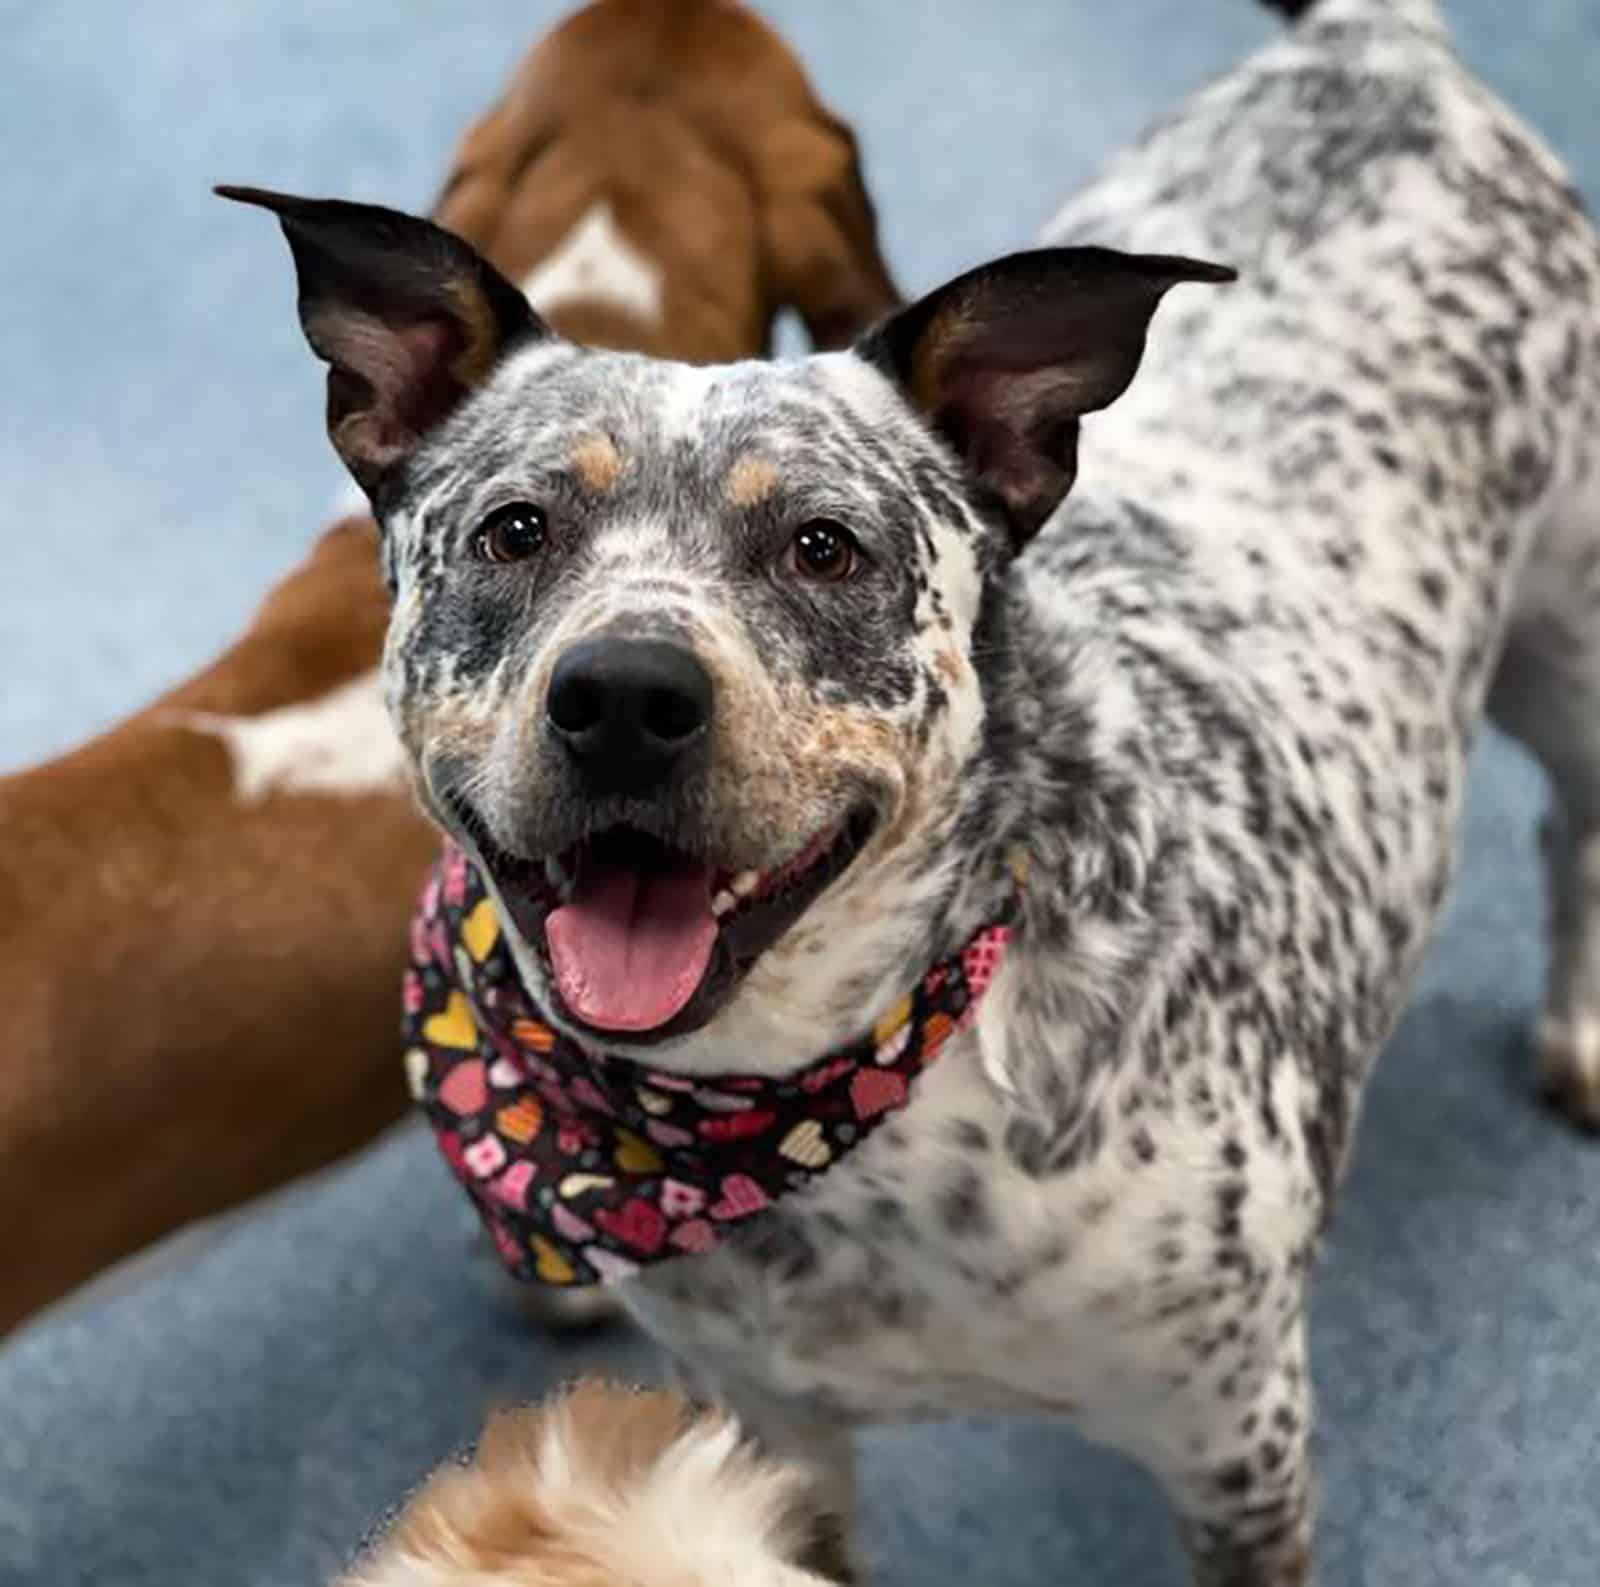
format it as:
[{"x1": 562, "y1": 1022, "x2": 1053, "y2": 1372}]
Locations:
[
  {"x1": 473, "y1": 502, "x2": 547, "y2": 565},
  {"x1": 786, "y1": 519, "x2": 860, "y2": 583}
]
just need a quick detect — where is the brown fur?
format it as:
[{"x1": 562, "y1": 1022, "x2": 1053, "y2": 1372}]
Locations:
[
  {"x1": 0, "y1": 521, "x2": 429, "y2": 1331},
  {"x1": 360, "y1": 1386, "x2": 691, "y2": 1583},
  {"x1": 437, "y1": 0, "x2": 900, "y2": 359},
  {"x1": 340, "y1": 1380, "x2": 834, "y2": 1586},
  {"x1": 2, "y1": 0, "x2": 898, "y2": 1333}
]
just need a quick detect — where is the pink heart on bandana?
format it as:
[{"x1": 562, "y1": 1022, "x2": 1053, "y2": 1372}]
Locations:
[
  {"x1": 594, "y1": 1197, "x2": 667, "y2": 1254},
  {"x1": 490, "y1": 1160, "x2": 535, "y2": 1210},
  {"x1": 850, "y1": 1068, "x2": 908, "y2": 1120},
  {"x1": 646, "y1": 1120, "x2": 696, "y2": 1149},
  {"x1": 402, "y1": 972, "x2": 423, "y2": 1014},
  {"x1": 709, "y1": 1173, "x2": 769, "y2": 1221},
  {"x1": 550, "y1": 1202, "x2": 596, "y2": 1243},
  {"x1": 669, "y1": 1219, "x2": 717, "y2": 1253},
  {"x1": 463, "y1": 1134, "x2": 507, "y2": 1179},
  {"x1": 659, "y1": 1179, "x2": 707, "y2": 1219},
  {"x1": 699, "y1": 1108, "x2": 777, "y2": 1143},
  {"x1": 963, "y1": 927, "x2": 1010, "y2": 998},
  {"x1": 802, "y1": 1057, "x2": 855, "y2": 1094},
  {"x1": 438, "y1": 1059, "x2": 489, "y2": 1117}
]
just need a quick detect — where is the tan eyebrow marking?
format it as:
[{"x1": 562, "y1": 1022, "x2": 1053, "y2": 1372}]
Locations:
[
  {"x1": 725, "y1": 453, "x2": 781, "y2": 509},
  {"x1": 569, "y1": 433, "x2": 624, "y2": 494}
]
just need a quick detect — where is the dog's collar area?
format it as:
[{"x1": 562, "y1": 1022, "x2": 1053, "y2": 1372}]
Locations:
[{"x1": 404, "y1": 842, "x2": 1014, "y2": 1286}]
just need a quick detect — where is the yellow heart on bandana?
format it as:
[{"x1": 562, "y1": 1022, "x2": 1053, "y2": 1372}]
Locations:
[
  {"x1": 403, "y1": 1047, "x2": 429, "y2": 1101},
  {"x1": 872, "y1": 995, "x2": 912, "y2": 1048},
  {"x1": 531, "y1": 1235, "x2": 575, "y2": 1285},
  {"x1": 461, "y1": 897, "x2": 500, "y2": 963},
  {"x1": 635, "y1": 1088, "x2": 672, "y2": 1116},
  {"x1": 424, "y1": 992, "x2": 478, "y2": 1050},
  {"x1": 779, "y1": 1119, "x2": 831, "y2": 1169},
  {"x1": 559, "y1": 1173, "x2": 615, "y2": 1198},
  {"x1": 614, "y1": 1130, "x2": 664, "y2": 1174}
]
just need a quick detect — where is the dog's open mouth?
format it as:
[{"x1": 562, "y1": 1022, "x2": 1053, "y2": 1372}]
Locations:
[{"x1": 451, "y1": 803, "x2": 875, "y2": 1042}]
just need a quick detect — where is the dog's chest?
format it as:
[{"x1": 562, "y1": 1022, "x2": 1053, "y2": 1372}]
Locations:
[{"x1": 629, "y1": 1032, "x2": 1309, "y2": 1431}]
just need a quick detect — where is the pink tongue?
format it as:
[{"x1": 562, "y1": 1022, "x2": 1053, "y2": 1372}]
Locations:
[{"x1": 545, "y1": 859, "x2": 718, "y2": 1032}]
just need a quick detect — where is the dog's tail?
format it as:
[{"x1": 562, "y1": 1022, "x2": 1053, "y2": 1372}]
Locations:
[{"x1": 1258, "y1": 0, "x2": 1443, "y2": 28}]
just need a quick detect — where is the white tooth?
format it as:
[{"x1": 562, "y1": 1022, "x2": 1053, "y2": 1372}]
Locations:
[
  {"x1": 711, "y1": 889, "x2": 737, "y2": 918},
  {"x1": 730, "y1": 869, "x2": 761, "y2": 898}
]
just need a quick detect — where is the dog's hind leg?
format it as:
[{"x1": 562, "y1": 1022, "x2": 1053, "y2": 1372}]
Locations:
[{"x1": 1488, "y1": 474, "x2": 1600, "y2": 1130}]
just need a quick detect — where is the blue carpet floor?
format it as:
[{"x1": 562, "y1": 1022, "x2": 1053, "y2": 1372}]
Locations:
[{"x1": 3, "y1": 4, "x2": 1599, "y2": 1584}]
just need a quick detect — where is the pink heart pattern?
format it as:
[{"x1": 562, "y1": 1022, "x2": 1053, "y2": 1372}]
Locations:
[
  {"x1": 406, "y1": 843, "x2": 1013, "y2": 1288},
  {"x1": 437, "y1": 1058, "x2": 489, "y2": 1117},
  {"x1": 850, "y1": 1068, "x2": 909, "y2": 1120},
  {"x1": 709, "y1": 1173, "x2": 769, "y2": 1221}
]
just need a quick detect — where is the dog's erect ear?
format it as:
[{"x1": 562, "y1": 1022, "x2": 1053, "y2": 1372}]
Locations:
[
  {"x1": 216, "y1": 186, "x2": 549, "y2": 501},
  {"x1": 857, "y1": 247, "x2": 1235, "y2": 548}
]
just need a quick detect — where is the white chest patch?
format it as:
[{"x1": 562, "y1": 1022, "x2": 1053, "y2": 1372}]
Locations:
[
  {"x1": 180, "y1": 668, "x2": 408, "y2": 802},
  {"x1": 520, "y1": 201, "x2": 664, "y2": 327}
]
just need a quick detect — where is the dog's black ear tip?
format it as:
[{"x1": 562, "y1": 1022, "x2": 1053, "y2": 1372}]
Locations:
[
  {"x1": 1159, "y1": 255, "x2": 1240, "y2": 286},
  {"x1": 214, "y1": 183, "x2": 287, "y2": 212}
]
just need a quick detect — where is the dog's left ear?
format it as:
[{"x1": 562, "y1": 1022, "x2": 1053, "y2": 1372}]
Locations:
[
  {"x1": 857, "y1": 247, "x2": 1235, "y2": 548},
  {"x1": 216, "y1": 185, "x2": 548, "y2": 504}
]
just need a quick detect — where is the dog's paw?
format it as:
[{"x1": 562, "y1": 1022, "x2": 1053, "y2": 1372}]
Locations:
[
  {"x1": 1536, "y1": 1015, "x2": 1600, "y2": 1132},
  {"x1": 514, "y1": 1279, "x2": 628, "y2": 1332}
]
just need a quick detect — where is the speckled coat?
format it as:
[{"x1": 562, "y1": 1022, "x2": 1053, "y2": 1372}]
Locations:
[{"x1": 236, "y1": 2, "x2": 1600, "y2": 1582}]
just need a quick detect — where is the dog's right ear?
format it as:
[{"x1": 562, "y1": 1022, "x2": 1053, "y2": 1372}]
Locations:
[{"x1": 216, "y1": 186, "x2": 549, "y2": 504}]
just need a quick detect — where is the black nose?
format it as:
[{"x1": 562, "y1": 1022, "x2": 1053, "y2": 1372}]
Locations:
[{"x1": 546, "y1": 637, "x2": 713, "y2": 793}]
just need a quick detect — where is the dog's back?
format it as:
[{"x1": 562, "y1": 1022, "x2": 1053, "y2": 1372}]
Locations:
[{"x1": 1026, "y1": 0, "x2": 1600, "y2": 1143}]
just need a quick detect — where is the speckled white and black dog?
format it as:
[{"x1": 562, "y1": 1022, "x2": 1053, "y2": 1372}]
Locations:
[{"x1": 226, "y1": 0, "x2": 1600, "y2": 1580}]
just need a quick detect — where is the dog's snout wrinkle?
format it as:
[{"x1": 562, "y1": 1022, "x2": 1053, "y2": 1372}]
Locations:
[{"x1": 546, "y1": 636, "x2": 713, "y2": 796}]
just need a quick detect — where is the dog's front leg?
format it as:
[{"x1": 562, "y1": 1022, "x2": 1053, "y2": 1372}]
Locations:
[{"x1": 1140, "y1": 1316, "x2": 1315, "y2": 1587}]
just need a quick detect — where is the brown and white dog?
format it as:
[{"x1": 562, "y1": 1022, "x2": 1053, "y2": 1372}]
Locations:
[
  {"x1": 0, "y1": 0, "x2": 897, "y2": 1335},
  {"x1": 339, "y1": 1379, "x2": 847, "y2": 1587}
]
